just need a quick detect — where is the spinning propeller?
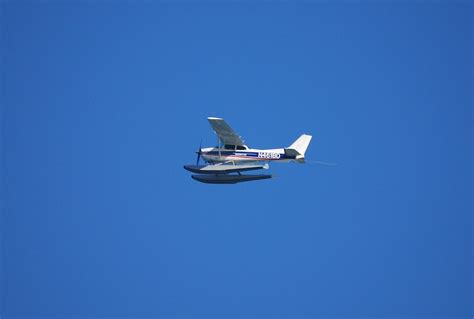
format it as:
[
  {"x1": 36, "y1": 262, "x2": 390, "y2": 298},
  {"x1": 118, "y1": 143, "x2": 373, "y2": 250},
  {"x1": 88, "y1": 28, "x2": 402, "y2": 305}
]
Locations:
[{"x1": 196, "y1": 140, "x2": 202, "y2": 165}]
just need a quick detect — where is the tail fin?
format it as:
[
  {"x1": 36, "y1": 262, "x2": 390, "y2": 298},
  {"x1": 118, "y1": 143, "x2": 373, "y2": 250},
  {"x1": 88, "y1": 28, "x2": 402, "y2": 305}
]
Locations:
[
  {"x1": 286, "y1": 134, "x2": 312, "y2": 163},
  {"x1": 289, "y1": 134, "x2": 312, "y2": 156}
]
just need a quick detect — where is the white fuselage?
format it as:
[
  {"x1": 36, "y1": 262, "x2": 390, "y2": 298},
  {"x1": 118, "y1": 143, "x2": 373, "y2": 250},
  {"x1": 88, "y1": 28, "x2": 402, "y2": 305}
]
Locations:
[{"x1": 200, "y1": 146, "x2": 294, "y2": 164}]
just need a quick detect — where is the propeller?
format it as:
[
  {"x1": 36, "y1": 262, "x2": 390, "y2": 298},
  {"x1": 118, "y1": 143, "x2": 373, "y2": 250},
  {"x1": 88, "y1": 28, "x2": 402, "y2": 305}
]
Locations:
[{"x1": 196, "y1": 140, "x2": 203, "y2": 165}]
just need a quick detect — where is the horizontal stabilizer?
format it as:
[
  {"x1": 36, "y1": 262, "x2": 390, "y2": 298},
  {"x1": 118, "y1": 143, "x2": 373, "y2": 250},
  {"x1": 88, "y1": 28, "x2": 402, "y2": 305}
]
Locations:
[
  {"x1": 184, "y1": 164, "x2": 267, "y2": 175},
  {"x1": 284, "y1": 148, "x2": 300, "y2": 158}
]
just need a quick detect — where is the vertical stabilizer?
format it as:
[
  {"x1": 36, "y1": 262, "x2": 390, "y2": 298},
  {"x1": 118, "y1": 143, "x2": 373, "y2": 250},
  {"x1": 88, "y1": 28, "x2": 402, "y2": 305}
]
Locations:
[{"x1": 288, "y1": 134, "x2": 312, "y2": 156}]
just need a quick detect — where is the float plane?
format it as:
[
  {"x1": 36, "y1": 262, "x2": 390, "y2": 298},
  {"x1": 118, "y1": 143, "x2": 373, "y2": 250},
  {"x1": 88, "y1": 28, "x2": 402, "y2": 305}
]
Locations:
[{"x1": 184, "y1": 117, "x2": 312, "y2": 184}]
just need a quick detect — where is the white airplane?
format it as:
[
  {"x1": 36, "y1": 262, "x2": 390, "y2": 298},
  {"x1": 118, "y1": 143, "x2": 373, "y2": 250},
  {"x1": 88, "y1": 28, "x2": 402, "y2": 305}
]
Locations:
[{"x1": 184, "y1": 117, "x2": 312, "y2": 184}]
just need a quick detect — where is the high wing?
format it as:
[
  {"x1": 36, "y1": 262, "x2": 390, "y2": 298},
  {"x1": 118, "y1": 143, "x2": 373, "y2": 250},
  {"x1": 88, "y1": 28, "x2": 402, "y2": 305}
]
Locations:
[{"x1": 207, "y1": 117, "x2": 245, "y2": 146}]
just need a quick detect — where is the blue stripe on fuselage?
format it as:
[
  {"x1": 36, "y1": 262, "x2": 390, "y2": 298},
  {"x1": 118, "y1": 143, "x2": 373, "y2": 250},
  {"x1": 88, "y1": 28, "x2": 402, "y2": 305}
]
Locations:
[{"x1": 204, "y1": 151, "x2": 294, "y2": 159}]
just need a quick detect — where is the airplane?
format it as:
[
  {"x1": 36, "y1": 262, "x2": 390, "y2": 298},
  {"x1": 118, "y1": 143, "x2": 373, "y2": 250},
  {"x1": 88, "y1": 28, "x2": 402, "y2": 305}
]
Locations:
[{"x1": 184, "y1": 117, "x2": 312, "y2": 184}]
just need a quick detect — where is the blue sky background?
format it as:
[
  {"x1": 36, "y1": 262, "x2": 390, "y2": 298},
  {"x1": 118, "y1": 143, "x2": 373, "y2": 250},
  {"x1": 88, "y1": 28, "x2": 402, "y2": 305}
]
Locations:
[{"x1": 1, "y1": 2, "x2": 472, "y2": 318}]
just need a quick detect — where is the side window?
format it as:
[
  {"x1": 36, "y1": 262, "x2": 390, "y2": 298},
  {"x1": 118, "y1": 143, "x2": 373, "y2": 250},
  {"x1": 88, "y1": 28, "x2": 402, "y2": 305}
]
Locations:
[
  {"x1": 236, "y1": 145, "x2": 246, "y2": 150},
  {"x1": 224, "y1": 144, "x2": 234, "y2": 150}
]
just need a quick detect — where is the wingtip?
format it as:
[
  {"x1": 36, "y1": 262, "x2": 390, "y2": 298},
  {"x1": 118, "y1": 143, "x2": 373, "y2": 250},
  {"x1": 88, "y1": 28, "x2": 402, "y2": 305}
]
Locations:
[{"x1": 208, "y1": 116, "x2": 223, "y2": 120}]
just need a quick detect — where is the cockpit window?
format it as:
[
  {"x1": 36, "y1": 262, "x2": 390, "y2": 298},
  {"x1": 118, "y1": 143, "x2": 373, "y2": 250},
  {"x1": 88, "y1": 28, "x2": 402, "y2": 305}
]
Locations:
[{"x1": 222, "y1": 144, "x2": 248, "y2": 150}]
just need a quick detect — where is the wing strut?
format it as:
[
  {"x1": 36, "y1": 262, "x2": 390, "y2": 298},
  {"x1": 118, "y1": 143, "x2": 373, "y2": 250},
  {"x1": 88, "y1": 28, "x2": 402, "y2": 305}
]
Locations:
[{"x1": 217, "y1": 134, "x2": 221, "y2": 159}]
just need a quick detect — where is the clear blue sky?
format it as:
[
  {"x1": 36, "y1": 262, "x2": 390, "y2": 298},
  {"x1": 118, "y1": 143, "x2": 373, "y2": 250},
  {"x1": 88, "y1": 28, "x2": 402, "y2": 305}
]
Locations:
[{"x1": 1, "y1": 2, "x2": 472, "y2": 318}]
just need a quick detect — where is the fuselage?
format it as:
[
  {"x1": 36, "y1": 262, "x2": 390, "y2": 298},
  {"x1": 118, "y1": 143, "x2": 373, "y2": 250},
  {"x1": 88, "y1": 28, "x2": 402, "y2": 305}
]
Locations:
[{"x1": 200, "y1": 145, "x2": 295, "y2": 164}]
